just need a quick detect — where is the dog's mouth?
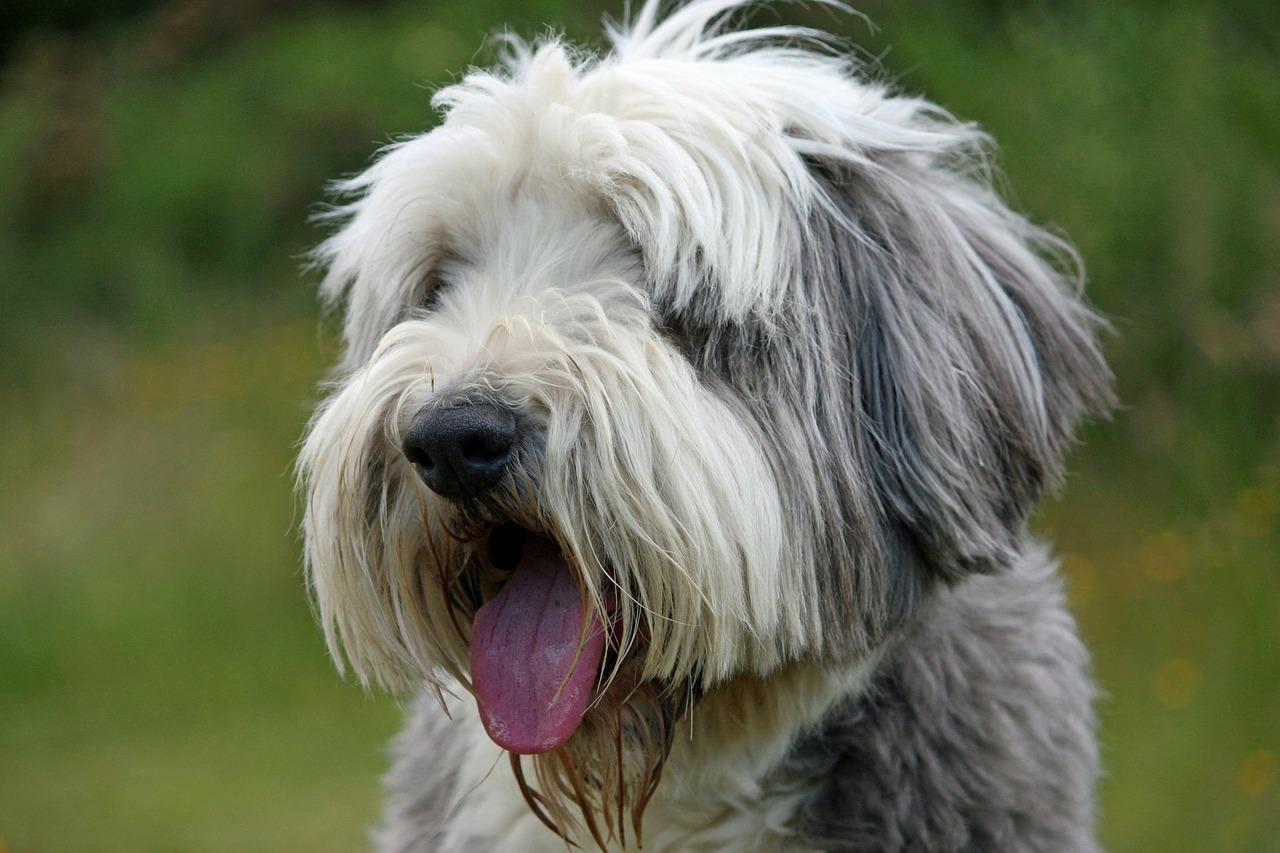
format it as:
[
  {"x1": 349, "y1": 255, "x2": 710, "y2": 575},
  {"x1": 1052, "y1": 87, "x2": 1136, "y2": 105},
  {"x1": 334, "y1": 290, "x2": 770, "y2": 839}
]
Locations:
[{"x1": 469, "y1": 524, "x2": 609, "y2": 755}]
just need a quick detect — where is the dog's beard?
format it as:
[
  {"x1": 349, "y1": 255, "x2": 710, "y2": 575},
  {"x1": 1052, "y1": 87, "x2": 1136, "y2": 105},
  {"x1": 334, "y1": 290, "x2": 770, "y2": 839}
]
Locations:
[
  {"x1": 424, "y1": 488, "x2": 688, "y2": 848},
  {"x1": 515, "y1": 672, "x2": 685, "y2": 849}
]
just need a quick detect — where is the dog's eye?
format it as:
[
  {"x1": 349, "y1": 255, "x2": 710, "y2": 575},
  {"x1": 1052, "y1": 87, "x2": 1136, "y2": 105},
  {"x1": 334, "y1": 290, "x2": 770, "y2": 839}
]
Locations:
[
  {"x1": 415, "y1": 250, "x2": 466, "y2": 316},
  {"x1": 419, "y1": 273, "x2": 447, "y2": 313}
]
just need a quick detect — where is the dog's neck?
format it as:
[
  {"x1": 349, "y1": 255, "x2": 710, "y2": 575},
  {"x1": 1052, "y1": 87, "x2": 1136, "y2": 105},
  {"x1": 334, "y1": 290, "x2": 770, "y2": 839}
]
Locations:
[
  {"x1": 640, "y1": 657, "x2": 881, "y2": 851},
  {"x1": 676, "y1": 658, "x2": 881, "y2": 780}
]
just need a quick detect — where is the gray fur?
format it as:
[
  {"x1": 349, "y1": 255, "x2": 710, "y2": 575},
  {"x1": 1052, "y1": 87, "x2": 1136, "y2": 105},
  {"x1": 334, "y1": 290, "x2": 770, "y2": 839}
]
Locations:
[
  {"x1": 663, "y1": 154, "x2": 1113, "y2": 661},
  {"x1": 776, "y1": 542, "x2": 1099, "y2": 852},
  {"x1": 374, "y1": 692, "x2": 464, "y2": 852}
]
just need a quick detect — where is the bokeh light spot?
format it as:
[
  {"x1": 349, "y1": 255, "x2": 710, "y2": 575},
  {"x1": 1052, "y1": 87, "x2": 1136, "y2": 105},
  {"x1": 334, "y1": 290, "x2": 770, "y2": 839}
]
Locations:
[
  {"x1": 1153, "y1": 658, "x2": 1201, "y2": 708},
  {"x1": 1141, "y1": 531, "x2": 1191, "y2": 584},
  {"x1": 1237, "y1": 751, "x2": 1277, "y2": 800}
]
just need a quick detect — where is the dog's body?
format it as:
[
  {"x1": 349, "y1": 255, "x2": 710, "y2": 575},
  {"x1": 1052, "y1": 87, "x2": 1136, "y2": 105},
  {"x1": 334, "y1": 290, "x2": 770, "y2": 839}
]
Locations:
[{"x1": 299, "y1": 2, "x2": 1113, "y2": 850}]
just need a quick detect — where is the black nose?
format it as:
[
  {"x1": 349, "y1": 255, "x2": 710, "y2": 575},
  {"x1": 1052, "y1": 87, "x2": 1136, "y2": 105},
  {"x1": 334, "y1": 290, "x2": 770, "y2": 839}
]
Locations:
[{"x1": 402, "y1": 402, "x2": 518, "y2": 498}]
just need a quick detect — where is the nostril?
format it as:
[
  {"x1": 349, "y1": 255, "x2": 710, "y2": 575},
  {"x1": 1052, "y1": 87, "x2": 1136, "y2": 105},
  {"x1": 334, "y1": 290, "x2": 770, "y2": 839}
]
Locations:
[
  {"x1": 461, "y1": 434, "x2": 512, "y2": 465},
  {"x1": 405, "y1": 446, "x2": 435, "y2": 471}
]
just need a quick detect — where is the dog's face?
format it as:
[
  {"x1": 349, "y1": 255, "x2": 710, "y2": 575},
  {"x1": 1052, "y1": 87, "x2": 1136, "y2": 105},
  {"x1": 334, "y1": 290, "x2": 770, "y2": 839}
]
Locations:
[{"x1": 299, "y1": 0, "x2": 1112, "y2": 838}]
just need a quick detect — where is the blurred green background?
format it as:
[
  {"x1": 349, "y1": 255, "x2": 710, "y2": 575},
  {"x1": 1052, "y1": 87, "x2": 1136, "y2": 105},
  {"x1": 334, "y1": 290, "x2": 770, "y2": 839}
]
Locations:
[{"x1": 1, "y1": 0, "x2": 1276, "y2": 849}]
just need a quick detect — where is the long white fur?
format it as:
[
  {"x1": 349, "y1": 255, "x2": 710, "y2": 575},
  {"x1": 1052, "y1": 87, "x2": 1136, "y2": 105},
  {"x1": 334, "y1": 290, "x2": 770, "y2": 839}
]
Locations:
[
  {"x1": 312, "y1": 0, "x2": 984, "y2": 343},
  {"x1": 301, "y1": 0, "x2": 991, "y2": 688},
  {"x1": 302, "y1": 195, "x2": 793, "y2": 691}
]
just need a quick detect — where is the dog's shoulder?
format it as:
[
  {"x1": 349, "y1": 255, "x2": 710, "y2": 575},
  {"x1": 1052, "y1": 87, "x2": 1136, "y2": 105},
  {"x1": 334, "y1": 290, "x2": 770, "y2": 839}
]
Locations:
[{"x1": 774, "y1": 543, "x2": 1100, "y2": 852}]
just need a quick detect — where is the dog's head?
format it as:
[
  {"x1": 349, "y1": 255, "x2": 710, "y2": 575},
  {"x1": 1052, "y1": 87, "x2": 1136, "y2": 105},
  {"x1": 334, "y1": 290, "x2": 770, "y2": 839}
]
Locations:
[{"x1": 299, "y1": 0, "x2": 1112, "y2": 840}]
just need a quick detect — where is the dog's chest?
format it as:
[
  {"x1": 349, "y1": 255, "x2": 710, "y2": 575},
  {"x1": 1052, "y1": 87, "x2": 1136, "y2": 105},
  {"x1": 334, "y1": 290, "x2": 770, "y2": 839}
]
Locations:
[
  {"x1": 432, "y1": 663, "x2": 872, "y2": 852},
  {"x1": 439, "y1": 727, "x2": 818, "y2": 853}
]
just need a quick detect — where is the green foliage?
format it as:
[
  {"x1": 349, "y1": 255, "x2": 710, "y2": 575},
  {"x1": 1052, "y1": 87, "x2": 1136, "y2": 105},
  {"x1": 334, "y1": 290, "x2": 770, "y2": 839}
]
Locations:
[
  {"x1": 0, "y1": 0, "x2": 590, "y2": 351},
  {"x1": 1, "y1": 1, "x2": 1276, "y2": 850}
]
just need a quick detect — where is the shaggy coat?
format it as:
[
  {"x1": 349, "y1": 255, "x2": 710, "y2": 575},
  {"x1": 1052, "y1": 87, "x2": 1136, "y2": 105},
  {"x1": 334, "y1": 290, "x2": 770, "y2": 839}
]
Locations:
[{"x1": 298, "y1": 2, "x2": 1114, "y2": 850}]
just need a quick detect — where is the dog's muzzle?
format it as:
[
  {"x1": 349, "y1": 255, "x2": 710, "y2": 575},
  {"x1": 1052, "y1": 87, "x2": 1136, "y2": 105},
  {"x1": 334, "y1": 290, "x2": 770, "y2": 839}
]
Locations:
[
  {"x1": 402, "y1": 400, "x2": 518, "y2": 498},
  {"x1": 400, "y1": 400, "x2": 610, "y2": 754}
]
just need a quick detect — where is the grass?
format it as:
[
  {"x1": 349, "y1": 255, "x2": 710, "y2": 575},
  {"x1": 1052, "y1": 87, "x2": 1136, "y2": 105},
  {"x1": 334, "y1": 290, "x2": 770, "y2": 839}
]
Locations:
[
  {"x1": 1, "y1": 0, "x2": 1277, "y2": 849},
  {"x1": 0, "y1": 305, "x2": 401, "y2": 850}
]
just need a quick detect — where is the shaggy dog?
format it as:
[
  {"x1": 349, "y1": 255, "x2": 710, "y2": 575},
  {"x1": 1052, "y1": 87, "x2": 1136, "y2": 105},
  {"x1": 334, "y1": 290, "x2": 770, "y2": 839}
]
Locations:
[{"x1": 299, "y1": 2, "x2": 1114, "y2": 849}]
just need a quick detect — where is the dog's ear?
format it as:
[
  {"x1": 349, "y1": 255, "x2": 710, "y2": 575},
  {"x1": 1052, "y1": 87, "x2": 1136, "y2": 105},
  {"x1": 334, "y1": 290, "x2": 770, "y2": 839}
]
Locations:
[{"x1": 805, "y1": 158, "x2": 1114, "y2": 582}]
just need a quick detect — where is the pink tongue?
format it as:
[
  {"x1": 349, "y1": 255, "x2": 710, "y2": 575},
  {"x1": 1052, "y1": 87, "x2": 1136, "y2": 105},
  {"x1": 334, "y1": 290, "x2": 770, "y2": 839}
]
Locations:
[{"x1": 470, "y1": 537, "x2": 605, "y2": 754}]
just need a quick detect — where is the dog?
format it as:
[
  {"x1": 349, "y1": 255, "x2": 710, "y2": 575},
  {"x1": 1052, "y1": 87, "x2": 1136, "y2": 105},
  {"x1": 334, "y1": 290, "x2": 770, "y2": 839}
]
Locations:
[{"x1": 298, "y1": 1, "x2": 1114, "y2": 849}]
